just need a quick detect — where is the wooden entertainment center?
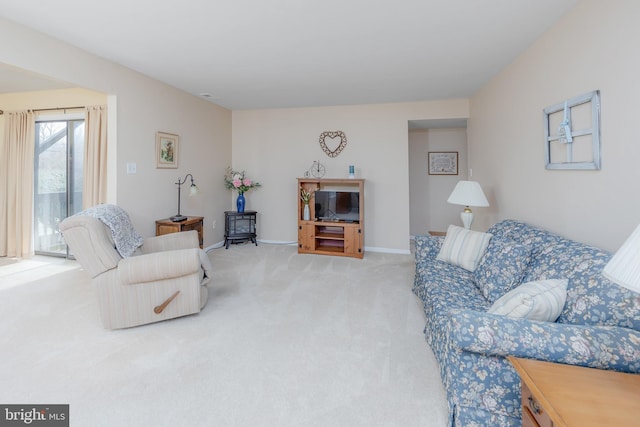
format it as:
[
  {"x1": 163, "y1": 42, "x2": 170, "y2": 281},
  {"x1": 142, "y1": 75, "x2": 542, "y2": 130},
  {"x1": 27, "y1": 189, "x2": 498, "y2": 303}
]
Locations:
[{"x1": 297, "y1": 178, "x2": 364, "y2": 259}]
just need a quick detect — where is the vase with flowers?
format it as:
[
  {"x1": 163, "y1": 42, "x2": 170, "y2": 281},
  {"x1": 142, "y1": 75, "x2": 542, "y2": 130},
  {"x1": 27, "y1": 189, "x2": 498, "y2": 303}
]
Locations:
[
  {"x1": 224, "y1": 167, "x2": 261, "y2": 213},
  {"x1": 300, "y1": 186, "x2": 314, "y2": 221}
]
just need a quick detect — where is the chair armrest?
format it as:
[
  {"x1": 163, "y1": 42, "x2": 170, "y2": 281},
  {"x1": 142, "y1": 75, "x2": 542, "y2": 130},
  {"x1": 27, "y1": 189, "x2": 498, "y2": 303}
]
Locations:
[
  {"x1": 141, "y1": 230, "x2": 199, "y2": 253},
  {"x1": 118, "y1": 248, "x2": 202, "y2": 285},
  {"x1": 414, "y1": 235, "x2": 443, "y2": 262},
  {"x1": 448, "y1": 308, "x2": 640, "y2": 373}
]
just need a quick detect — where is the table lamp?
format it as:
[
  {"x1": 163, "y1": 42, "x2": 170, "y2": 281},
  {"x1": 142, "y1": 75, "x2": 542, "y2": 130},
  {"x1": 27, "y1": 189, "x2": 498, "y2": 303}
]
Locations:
[
  {"x1": 603, "y1": 224, "x2": 640, "y2": 293},
  {"x1": 170, "y1": 173, "x2": 199, "y2": 222},
  {"x1": 447, "y1": 180, "x2": 489, "y2": 229}
]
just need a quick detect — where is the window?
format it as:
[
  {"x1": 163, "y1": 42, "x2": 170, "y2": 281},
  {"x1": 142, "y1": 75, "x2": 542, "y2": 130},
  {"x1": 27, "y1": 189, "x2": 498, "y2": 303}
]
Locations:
[{"x1": 34, "y1": 116, "x2": 85, "y2": 256}]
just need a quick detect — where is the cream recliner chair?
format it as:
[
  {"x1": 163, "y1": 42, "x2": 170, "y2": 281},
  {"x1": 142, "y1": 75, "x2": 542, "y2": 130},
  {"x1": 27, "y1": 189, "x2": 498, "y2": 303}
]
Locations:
[{"x1": 59, "y1": 204, "x2": 211, "y2": 329}]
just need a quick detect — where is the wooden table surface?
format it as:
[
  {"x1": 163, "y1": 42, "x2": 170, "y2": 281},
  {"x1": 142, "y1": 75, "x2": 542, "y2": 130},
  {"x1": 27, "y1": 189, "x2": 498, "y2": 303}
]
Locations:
[{"x1": 509, "y1": 356, "x2": 640, "y2": 426}]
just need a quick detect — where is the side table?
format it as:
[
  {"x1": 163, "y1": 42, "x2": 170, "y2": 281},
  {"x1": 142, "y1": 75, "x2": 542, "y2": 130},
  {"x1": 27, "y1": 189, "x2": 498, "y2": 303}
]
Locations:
[
  {"x1": 224, "y1": 211, "x2": 257, "y2": 249},
  {"x1": 156, "y1": 216, "x2": 204, "y2": 249},
  {"x1": 509, "y1": 356, "x2": 640, "y2": 426}
]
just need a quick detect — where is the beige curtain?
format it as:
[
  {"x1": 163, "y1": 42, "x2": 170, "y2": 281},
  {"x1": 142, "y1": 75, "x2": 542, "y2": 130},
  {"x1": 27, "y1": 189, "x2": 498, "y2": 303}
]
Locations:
[
  {"x1": 0, "y1": 111, "x2": 35, "y2": 257},
  {"x1": 83, "y1": 105, "x2": 108, "y2": 208}
]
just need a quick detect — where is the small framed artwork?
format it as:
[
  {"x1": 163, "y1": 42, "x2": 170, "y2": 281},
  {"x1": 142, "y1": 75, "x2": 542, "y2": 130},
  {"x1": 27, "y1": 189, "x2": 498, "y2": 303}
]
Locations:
[
  {"x1": 428, "y1": 151, "x2": 458, "y2": 175},
  {"x1": 156, "y1": 132, "x2": 179, "y2": 169}
]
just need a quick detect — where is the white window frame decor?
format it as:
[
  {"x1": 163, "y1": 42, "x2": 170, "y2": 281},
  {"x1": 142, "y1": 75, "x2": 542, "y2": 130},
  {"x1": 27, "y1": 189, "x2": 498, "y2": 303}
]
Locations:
[{"x1": 543, "y1": 90, "x2": 601, "y2": 170}]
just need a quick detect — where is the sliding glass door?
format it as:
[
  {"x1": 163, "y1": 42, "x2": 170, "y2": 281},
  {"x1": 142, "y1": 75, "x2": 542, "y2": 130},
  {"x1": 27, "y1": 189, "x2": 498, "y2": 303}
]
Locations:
[{"x1": 34, "y1": 119, "x2": 85, "y2": 256}]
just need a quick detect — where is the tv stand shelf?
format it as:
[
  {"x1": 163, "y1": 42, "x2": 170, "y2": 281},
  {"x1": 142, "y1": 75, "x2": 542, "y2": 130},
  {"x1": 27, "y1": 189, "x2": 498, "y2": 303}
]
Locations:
[
  {"x1": 315, "y1": 225, "x2": 344, "y2": 237},
  {"x1": 297, "y1": 178, "x2": 364, "y2": 259}
]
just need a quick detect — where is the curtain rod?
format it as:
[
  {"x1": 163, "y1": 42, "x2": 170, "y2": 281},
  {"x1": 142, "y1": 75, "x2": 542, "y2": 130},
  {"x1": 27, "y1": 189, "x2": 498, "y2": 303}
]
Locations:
[{"x1": 0, "y1": 106, "x2": 85, "y2": 115}]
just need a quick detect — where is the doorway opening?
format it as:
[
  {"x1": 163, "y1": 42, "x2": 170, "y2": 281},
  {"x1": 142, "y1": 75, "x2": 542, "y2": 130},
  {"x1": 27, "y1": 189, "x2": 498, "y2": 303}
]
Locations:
[{"x1": 407, "y1": 119, "x2": 468, "y2": 237}]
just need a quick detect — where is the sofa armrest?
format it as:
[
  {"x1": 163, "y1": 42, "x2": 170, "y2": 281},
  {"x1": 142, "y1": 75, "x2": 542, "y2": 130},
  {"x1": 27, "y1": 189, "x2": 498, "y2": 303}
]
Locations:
[
  {"x1": 141, "y1": 230, "x2": 199, "y2": 253},
  {"x1": 448, "y1": 308, "x2": 640, "y2": 373},
  {"x1": 414, "y1": 234, "x2": 443, "y2": 262},
  {"x1": 118, "y1": 248, "x2": 202, "y2": 285}
]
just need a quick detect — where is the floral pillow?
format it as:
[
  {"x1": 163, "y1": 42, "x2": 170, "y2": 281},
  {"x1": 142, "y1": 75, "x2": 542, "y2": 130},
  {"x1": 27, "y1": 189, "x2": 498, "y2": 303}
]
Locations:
[
  {"x1": 473, "y1": 237, "x2": 532, "y2": 303},
  {"x1": 488, "y1": 279, "x2": 568, "y2": 322},
  {"x1": 436, "y1": 225, "x2": 492, "y2": 272}
]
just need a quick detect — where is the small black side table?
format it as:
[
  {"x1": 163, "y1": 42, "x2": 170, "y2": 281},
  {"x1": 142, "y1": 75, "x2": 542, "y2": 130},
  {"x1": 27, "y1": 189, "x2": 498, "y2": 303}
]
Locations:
[{"x1": 224, "y1": 211, "x2": 257, "y2": 249}]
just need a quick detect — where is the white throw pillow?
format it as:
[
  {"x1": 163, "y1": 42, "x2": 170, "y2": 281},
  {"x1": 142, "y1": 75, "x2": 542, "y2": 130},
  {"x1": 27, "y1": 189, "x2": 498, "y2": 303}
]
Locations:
[
  {"x1": 488, "y1": 279, "x2": 568, "y2": 322},
  {"x1": 436, "y1": 224, "x2": 492, "y2": 272}
]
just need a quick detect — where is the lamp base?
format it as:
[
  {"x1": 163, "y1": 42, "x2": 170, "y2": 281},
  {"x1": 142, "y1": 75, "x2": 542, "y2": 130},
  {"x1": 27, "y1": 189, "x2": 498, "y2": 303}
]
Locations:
[
  {"x1": 170, "y1": 215, "x2": 188, "y2": 222},
  {"x1": 460, "y1": 208, "x2": 474, "y2": 229}
]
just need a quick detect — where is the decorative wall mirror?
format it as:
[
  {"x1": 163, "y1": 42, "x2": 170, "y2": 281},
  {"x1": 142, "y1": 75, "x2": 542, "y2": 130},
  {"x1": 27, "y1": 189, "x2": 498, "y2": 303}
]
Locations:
[{"x1": 543, "y1": 90, "x2": 601, "y2": 170}]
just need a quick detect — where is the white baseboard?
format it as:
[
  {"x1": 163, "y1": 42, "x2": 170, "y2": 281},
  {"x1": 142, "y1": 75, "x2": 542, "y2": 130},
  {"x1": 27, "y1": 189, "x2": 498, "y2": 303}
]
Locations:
[
  {"x1": 256, "y1": 240, "x2": 297, "y2": 246},
  {"x1": 365, "y1": 246, "x2": 411, "y2": 255},
  {"x1": 206, "y1": 240, "x2": 410, "y2": 255},
  {"x1": 206, "y1": 239, "x2": 296, "y2": 252},
  {"x1": 205, "y1": 241, "x2": 225, "y2": 252}
]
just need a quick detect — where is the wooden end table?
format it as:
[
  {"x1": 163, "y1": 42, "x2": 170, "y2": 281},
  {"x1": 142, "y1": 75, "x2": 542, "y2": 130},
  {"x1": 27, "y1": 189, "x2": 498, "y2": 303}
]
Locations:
[
  {"x1": 155, "y1": 216, "x2": 204, "y2": 249},
  {"x1": 509, "y1": 356, "x2": 640, "y2": 427}
]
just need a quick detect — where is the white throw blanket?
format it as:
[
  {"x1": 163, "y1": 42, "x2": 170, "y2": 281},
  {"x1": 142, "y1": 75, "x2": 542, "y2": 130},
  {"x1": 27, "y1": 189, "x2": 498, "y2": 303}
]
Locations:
[{"x1": 76, "y1": 204, "x2": 144, "y2": 257}]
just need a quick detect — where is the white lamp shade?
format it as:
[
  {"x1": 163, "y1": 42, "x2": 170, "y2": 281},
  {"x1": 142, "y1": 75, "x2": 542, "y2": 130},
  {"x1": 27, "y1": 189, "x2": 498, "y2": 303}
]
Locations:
[
  {"x1": 603, "y1": 224, "x2": 640, "y2": 293},
  {"x1": 447, "y1": 181, "x2": 489, "y2": 207}
]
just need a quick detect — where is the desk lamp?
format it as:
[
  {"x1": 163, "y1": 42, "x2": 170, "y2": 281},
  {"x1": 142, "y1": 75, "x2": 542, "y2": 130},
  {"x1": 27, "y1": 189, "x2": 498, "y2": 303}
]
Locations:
[{"x1": 170, "y1": 174, "x2": 199, "y2": 222}]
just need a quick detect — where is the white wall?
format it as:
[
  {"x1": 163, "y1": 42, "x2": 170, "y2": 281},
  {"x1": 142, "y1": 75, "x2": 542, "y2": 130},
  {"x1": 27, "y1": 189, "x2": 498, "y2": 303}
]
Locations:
[
  {"x1": 232, "y1": 100, "x2": 469, "y2": 253},
  {"x1": 468, "y1": 0, "x2": 640, "y2": 252},
  {"x1": 14, "y1": 3, "x2": 632, "y2": 253},
  {"x1": 0, "y1": 18, "x2": 232, "y2": 247},
  {"x1": 408, "y1": 128, "x2": 468, "y2": 236}
]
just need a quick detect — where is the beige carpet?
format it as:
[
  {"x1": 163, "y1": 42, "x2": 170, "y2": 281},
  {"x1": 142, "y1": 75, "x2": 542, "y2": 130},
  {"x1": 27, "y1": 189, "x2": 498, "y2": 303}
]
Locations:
[{"x1": 0, "y1": 244, "x2": 448, "y2": 426}]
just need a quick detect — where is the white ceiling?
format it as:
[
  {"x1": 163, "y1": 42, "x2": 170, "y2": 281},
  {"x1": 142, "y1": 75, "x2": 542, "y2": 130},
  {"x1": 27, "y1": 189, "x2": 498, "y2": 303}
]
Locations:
[{"x1": 0, "y1": 0, "x2": 577, "y2": 110}]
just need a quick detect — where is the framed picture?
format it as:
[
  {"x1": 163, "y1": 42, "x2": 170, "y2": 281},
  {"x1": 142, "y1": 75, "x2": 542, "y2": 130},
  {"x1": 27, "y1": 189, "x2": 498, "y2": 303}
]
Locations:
[
  {"x1": 428, "y1": 151, "x2": 458, "y2": 175},
  {"x1": 156, "y1": 132, "x2": 179, "y2": 169}
]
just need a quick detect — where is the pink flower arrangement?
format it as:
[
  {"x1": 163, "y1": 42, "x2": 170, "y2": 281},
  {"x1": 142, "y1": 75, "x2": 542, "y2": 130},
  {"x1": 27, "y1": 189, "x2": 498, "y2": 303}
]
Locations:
[{"x1": 224, "y1": 167, "x2": 261, "y2": 195}]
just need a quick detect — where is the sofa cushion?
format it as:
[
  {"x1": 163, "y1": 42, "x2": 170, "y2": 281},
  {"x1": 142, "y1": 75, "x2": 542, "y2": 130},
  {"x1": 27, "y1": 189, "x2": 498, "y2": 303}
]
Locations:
[
  {"x1": 473, "y1": 237, "x2": 532, "y2": 303},
  {"x1": 488, "y1": 279, "x2": 568, "y2": 321},
  {"x1": 436, "y1": 225, "x2": 492, "y2": 272},
  {"x1": 488, "y1": 220, "x2": 640, "y2": 331},
  {"x1": 414, "y1": 257, "x2": 467, "y2": 300},
  {"x1": 558, "y1": 250, "x2": 640, "y2": 331},
  {"x1": 413, "y1": 234, "x2": 444, "y2": 264}
]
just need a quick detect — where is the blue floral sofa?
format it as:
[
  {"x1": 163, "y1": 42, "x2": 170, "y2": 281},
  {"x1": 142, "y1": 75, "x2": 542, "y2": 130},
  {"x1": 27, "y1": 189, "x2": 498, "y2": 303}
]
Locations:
[{"x1": 413, "y1": 219, "x2": 640, "y2": 427}]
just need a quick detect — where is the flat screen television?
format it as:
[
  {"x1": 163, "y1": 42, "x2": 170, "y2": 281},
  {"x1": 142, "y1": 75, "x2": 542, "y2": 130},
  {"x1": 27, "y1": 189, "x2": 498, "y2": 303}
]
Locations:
[{"x1": 314, "y1": 190, "x2": 360, "y2": 222}]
